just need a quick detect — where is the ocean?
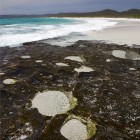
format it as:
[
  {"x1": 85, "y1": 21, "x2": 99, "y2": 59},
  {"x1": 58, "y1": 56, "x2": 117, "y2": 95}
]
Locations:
[{"x1": 0, "y1": 17, "x2": 117, "y2": 47}]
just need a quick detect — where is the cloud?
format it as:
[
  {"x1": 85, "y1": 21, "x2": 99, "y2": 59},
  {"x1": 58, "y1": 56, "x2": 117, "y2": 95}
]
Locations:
[{"x1": 0, "y1": 0, "x2": 140, "y2": 14}]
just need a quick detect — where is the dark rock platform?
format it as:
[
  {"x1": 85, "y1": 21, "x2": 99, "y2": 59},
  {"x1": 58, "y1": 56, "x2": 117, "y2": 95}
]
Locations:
[{"x1": 0, "y1": 41, "x2": 140, "y2": 140}]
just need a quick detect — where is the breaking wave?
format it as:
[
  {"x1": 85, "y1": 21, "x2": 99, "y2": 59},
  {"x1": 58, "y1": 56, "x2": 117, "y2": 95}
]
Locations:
[{"x1": 0, "y1": 18, "x2": 117, "y2": 47}]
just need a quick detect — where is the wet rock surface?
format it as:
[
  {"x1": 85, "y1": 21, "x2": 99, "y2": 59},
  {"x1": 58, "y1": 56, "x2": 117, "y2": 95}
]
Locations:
[{"x1": 0, "y1": 41, "x2": 140, "y2": 140}]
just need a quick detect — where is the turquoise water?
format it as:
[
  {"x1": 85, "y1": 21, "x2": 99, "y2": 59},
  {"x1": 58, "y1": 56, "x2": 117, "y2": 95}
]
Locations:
[
  {"x1": 0, "y1": 17, "x2": 78, "y2": 47},
  {"x1": 0, "y1": 17, "x2": 117, "y2": 47},
  {"x1": 0, "y1": 17, "x2": 74, "y2": 25}
]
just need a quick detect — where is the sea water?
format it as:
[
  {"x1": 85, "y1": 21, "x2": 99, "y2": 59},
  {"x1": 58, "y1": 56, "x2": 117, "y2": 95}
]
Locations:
[{"x1": 0, "y1": 17, "x2": 117, "y2": 47}]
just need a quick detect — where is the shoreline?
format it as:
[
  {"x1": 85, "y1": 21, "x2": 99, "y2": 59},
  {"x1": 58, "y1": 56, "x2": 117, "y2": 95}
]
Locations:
[
  {"x1": 86, "y1": 18, "x2": 140, "y2": 46},
  {"x1": 37, "y1": 18, "x2": 140, "y2": 47},
  {"x1": 1, "y1": 17, "x2": 140, "y2": 48}
]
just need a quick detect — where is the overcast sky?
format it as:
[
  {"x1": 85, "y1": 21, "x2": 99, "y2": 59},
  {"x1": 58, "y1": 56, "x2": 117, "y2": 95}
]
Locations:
[{"x1": 0, "y1": 0, "x2": 140, "y2": 15}]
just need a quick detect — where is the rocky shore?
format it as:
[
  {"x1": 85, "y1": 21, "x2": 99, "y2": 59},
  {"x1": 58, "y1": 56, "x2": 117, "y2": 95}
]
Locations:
[{"x1": 0, "y1": 40, "x2": 140, "y2": 140}]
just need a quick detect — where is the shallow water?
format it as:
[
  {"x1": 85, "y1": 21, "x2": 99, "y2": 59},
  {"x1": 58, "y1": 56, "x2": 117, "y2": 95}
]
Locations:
[{"x1": 0, "y1": 18, "x2": 117, "y2": 47}]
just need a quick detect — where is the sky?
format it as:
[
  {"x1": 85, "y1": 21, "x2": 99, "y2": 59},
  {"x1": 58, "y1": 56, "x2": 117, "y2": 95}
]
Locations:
[{"x1": 0, "y1": 0, "x2": 140, "y2": 15}]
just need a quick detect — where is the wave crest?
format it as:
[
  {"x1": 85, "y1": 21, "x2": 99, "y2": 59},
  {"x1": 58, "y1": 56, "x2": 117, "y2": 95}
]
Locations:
[{"x1": 0, "y1": 18, "x2": 117, "y2": 47}]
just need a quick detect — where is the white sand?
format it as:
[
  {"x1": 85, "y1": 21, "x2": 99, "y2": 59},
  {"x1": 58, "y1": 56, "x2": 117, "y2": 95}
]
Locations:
[
  {"x1": 74, "y1": 66, "x2": 94, "y2": 73},
  {"x1": 31, "y1": 91, "x2": 70, "y2": 116},
  {"x1": 65, "y1": 56, "x2": 84, "y2": 63},
  {"x1": 56, "y1": 62, "x2": 69, "y2": 66},
  {"x1": 88, "y1": 18, "x2": 140, "y2": 46},
  {"x1": 42, "y1": 18, "x2": 140, "y2": 47},
  {"x1": 60, "y1": 119, "x2": 87, "y2": 140}
]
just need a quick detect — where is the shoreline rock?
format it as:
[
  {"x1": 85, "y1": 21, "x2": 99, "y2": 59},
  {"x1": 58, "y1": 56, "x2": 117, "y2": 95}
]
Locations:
[{"x1": 0, "y1": 40, "x2": 140, "y2": 140}]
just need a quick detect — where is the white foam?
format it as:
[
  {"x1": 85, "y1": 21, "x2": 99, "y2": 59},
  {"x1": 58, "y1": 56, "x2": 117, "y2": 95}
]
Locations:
[
  {"x1": 90, "y1": 17, "x2": 140, "y2": 21},
  {"x1": 0, "y1": 18, "x2": 117, "y2": 47},
  {"x1": 60, "y1": 119, "x2": 87, "y2": 140},
  {"x1": 31, "y1": 91, "x2": 70, "y2": 116}
]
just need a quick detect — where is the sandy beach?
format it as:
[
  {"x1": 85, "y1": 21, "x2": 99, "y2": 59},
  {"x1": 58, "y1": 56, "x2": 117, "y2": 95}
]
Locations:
[
  {"x1": 88, "y1": 18, "x2": 140, "y2": 46},
  {"x1": 42, "y1": 18, "x2": 140, "y2": 47}
]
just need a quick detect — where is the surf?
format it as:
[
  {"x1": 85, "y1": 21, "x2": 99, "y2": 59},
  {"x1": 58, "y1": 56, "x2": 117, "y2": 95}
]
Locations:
[{"x1": 0, "y1": 17, "x2": 117, "y2": 47}]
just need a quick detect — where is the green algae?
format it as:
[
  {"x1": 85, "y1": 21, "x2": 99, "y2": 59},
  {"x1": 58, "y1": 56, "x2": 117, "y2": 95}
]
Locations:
[
  {"x1": 67, "y1": 92, "x2": 78, "y2": 110},
  {"x1": 87, "y1": 119, "x2": 97, "y2": 139}
]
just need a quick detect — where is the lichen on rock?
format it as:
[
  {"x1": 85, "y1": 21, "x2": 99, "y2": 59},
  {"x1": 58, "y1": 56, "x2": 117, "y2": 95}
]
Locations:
[
  {"x1": 74, "y1": 66, "x2": 94, "y2": 73},
  {"x1": 64, "y1": 56, "x2": 85, "y2": 63},
  {"x1": 60, "y1": 115, "x2": 97, "y2": 140},
  {"x1": 3, "y1": 78, "x2": 17, "y2": 84},
  {"x1": 31, "y1": 90, "x2": 77, "y2": 116}
]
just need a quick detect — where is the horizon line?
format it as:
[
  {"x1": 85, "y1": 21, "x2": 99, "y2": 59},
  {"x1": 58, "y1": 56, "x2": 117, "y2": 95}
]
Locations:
[{"x1": 1, "y1": 8, "x2": 140, "y2": 16}]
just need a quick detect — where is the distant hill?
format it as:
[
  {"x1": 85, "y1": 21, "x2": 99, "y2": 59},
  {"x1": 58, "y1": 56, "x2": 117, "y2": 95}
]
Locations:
[
  {"x1": 1, "y1": 9, "x2": 140, "y2": 18},
  {"x1": 46, "y1": 9, "x2": 140, "y2": 18}
]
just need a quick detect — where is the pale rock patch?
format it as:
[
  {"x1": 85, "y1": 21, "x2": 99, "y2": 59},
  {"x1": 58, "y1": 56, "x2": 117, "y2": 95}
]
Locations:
[
  {"x1": 35, "y1": 60, "x2": 43, "y2": 63},
  {"x1": 56, "y1": 63, "x2": 69, "y2": 66},
  {"x1": 0, "y1": 72, "x2": 5, "y2": 75},
  {"x1": 74, "y1": 66, "x2": 94, "y2": 73},
  {"x1": 21, "y1": 55, "x2": 31, "y2": 59},
  {"x1": 112, "y1": 50, "x2": 140, "y2": 60},
  {"x1": 129, "y1": 68, "x2": 136, "y2": 71},
  {"x1": 112, "y1": 50, "x2": 126, "y2": 59},
  {"x1": 31, "y1": 91, "x2": 70, "y2": 116},
  {"x1": 3, "y1": 79, "x2": 17, "y2": 84},
  {"x1": 106, "y1": 59, "x2": 111, "y2": 62},
  {"x1": 64, "y1": 56, "x2": 84, "y2": 63},
  {"x1": 60, "y1": 119, "x2": 88, "y2": 140}
]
